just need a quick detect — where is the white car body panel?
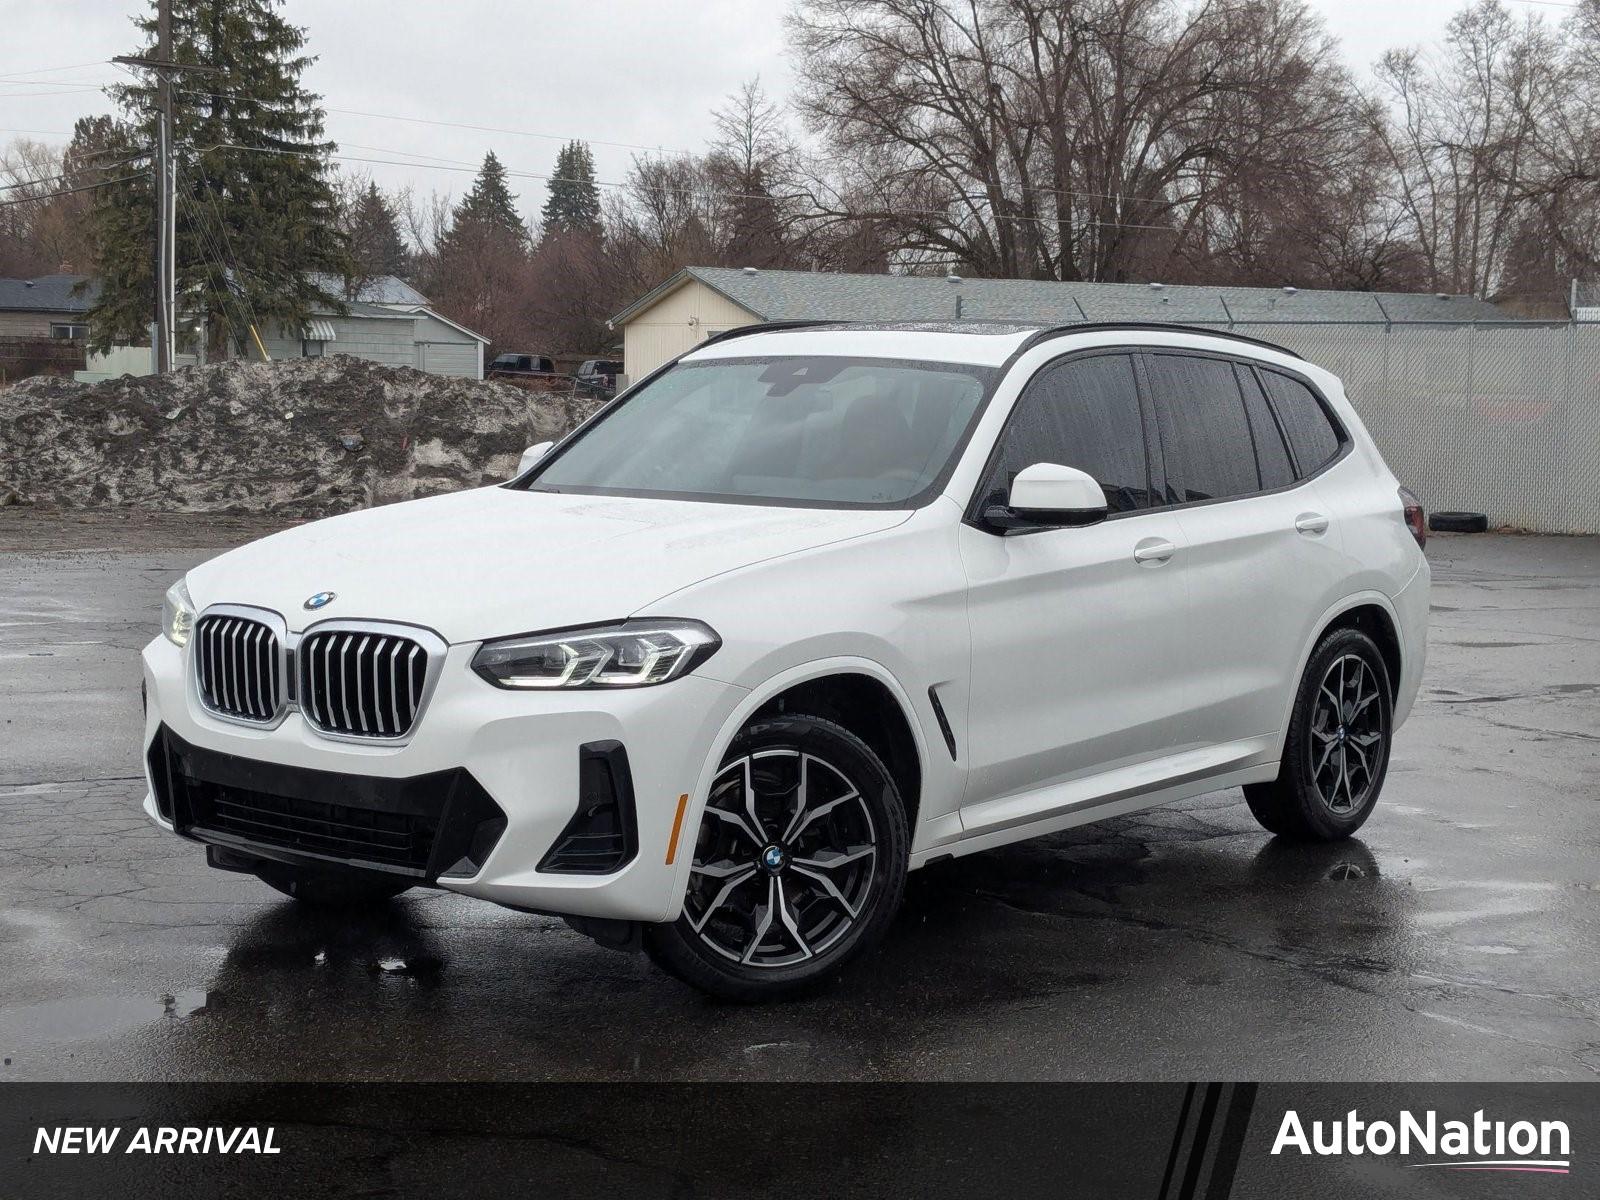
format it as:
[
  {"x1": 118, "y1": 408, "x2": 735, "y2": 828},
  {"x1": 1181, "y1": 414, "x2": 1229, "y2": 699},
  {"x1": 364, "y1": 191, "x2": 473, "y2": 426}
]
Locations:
[{"x1": 140, "y1": 323, "x2": 1430, "y2": 925}]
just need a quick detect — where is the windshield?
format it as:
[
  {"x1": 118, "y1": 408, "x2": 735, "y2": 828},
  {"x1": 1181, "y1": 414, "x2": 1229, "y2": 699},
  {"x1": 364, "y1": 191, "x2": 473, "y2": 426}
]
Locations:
[{"x1": 520, "y1": 356, "x2": 994, "y2": 508}]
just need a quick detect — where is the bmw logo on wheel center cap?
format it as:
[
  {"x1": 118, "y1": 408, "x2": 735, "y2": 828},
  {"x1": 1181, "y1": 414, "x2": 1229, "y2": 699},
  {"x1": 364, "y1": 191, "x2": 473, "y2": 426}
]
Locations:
[
  {"x1": 760, "y1": 844, "x2": 788, "y2": 872},
  {"x1": 304, "y1": 591, "x2": 337, "y2": 611}
]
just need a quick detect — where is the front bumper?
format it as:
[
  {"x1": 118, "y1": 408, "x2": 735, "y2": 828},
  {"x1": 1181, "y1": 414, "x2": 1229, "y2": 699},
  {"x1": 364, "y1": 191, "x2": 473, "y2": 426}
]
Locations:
[{"x1": 140, "y1": 634, "x2": 745, "y2": 922}]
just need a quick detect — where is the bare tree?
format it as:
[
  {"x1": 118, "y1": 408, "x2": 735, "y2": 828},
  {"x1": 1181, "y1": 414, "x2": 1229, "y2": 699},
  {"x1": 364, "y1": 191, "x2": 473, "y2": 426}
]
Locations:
[
  {"x1": 787, "y1": 0, "x2": 1375, "y2": 284},
  {"x1": 1374, "y1": 1, "x2": 1566, "y2": 296}
]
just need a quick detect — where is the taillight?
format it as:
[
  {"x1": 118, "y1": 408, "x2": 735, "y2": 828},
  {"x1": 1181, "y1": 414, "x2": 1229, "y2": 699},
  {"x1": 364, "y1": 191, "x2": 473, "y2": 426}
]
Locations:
[{"x1": 1399, "y1": 487, "x2": 1426, "y2": 550}]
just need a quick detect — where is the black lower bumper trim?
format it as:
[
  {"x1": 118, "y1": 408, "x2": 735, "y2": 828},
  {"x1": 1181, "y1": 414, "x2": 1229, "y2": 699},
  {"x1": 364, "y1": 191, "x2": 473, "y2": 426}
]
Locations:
[{"x1": 148, "y1": 725, "x2": 506, "y2": 882}]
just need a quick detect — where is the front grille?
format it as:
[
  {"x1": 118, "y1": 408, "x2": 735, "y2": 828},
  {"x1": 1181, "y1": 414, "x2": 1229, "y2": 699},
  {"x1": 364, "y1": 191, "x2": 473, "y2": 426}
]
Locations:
[
  {"x1": 194, "y1": 614, "x2": 282, "y2": 722},
  {"x1": 199, "y1": 784, "x2": 434, "y2": 871},
  {"x1": 299, "y1": 628, "x2": 428, "y2": 738}
]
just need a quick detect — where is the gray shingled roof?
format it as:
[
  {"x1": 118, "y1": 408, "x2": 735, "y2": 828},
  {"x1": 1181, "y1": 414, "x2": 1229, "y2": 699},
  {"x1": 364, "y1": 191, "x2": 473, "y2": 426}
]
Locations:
[
  {"x1": 307, "y1": 273, "x2": 429, "y2": 306},
  {"x1": 614, "y1": 267, "x2": 1513, "y2": 327},
  {"x1": 0, "y1": 274, "x2": 98, "y2": 313}
]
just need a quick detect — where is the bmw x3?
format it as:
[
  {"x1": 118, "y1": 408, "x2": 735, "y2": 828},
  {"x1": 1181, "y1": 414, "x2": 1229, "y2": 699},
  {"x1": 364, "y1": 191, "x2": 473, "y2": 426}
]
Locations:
[{"x1": 141, "y1": 322, "x2": 1430, "y2": 1000}]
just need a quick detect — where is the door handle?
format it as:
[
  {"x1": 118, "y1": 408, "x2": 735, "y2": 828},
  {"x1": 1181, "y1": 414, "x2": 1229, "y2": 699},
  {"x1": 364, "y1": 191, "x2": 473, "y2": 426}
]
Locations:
[
  {"x1": 1295, "y1": 513, "x2": 1330, "y2": 535},
  {"x1": 1133, "y1": 537, "x2": 1176, "y2": 565}
]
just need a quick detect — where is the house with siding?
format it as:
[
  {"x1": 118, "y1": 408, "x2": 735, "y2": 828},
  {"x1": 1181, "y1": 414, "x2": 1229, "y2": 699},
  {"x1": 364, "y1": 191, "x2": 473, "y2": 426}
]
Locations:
[
  {"x1": 253, "y1": 274, "x2": 488, "y2": 379},
  {"x1": 0, "y1": 273, "x2": 489, "y2": 381},
  {"x1": 610, "y1": 266, "x2": 1516, "y2": 381},
  {"x1": 0, "y1": 274, "x2": 97, "y2": 340}
]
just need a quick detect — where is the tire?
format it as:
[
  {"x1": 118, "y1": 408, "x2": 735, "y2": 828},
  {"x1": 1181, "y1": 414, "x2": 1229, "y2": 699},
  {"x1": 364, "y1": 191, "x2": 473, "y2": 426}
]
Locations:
[
  {"x1": 1243, "y1": 628, "x2": 1394, "y2": 842},
  {"x1": 1429, "y1": 510, "x2": 1488, "y2": 533},
  {"x1": 645, "y1": 714, "x2": 909, "y2": 1001},
  {"x1": 253, "y1": 863, "x2": 413, "y2": 908}
]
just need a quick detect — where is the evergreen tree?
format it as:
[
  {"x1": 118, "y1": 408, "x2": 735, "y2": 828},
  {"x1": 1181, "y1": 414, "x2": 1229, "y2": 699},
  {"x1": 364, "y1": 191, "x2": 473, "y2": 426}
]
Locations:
[
  {"x1": 88, "y1": 0, "x2": 346, "y2": 354},
  {"x1": 343, "y1": 181, "x2": 409, "y2": 293},
  {"x1": 540, "y1": 141, "x2": 602, "y2": 237},
  {"x1": 446, "y1": 151, "x2": 526, "y2": 246},
  {"x1": 430, "y1": 152, "x2": 531, "y2": 350}
]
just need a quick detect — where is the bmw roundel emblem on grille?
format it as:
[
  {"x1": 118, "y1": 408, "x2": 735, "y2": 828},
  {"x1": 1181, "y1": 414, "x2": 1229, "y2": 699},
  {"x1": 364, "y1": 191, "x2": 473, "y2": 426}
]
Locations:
[{"x1": 304, "y1": 591, "x2": 337, "y2": 611}]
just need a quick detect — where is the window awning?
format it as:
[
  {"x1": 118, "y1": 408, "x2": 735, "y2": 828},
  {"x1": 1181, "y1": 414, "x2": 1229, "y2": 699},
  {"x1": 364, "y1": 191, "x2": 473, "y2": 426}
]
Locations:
[{"x1": 305, "y1": 318, "x2": 337, "y2": 342}]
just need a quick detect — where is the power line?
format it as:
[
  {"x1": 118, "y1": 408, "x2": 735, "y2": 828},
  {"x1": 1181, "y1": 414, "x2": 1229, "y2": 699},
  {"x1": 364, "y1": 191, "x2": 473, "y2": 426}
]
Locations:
[
  {"x1": 0, "y1": 153, "x2": 147, "y2": 192},
  {"x1": 0, "y1": 170, "x2": 150, "y2": 207},
  {"x1": 0, "y1": 59, "x2": 113, "y2": 81}
]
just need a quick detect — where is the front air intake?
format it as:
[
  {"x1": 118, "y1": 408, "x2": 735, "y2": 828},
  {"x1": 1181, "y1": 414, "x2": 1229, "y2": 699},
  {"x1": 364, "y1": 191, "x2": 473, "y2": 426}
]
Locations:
[
  {"x1": 194, "y1": 613, "x2": 283, "y2": 723},
  {"x1": 298, "y1": 627, "x2": 431, "y2": 739},
  {"x1": 539, "y1": 741, "x2": 639, "y2": 874}
]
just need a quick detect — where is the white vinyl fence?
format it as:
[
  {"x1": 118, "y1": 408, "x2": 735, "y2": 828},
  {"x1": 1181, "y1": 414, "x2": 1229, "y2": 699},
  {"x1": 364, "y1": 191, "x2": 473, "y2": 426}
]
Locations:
[{"x1": 1224, "y1": 322, "x2": 1600, "y2": 535}]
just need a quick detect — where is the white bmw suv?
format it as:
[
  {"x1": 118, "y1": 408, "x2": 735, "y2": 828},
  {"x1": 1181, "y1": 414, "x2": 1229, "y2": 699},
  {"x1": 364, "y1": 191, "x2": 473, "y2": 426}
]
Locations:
[{"x1": 142, "y1": 322, "x2": 1429, "y2": 1000}]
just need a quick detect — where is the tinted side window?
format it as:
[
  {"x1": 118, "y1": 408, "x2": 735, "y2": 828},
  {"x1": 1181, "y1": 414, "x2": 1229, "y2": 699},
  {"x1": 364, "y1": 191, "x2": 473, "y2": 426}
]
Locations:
[
  {"x1": 1146, "y1": 353, "x2": 1260, "y2": 503},
  {"x1": 1237, "y1": 365, "x2": 1295, "y2": 490},
  {"x1": 1261, "y1": 369, "x2": 1341, "y2": 476},
  {"x1": 983, "y1": 354, "x2": 1152, "y2": 513}
]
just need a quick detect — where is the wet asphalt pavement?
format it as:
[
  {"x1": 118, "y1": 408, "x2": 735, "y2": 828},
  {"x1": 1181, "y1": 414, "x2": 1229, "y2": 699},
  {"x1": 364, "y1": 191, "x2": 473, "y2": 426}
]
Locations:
[{"x1": 0, "y1": 531, "x2": 1596, "y2": 1082}]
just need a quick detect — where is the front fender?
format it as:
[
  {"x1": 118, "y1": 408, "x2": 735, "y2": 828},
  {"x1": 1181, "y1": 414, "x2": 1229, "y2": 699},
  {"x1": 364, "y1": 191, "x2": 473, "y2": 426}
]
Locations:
[{"x1": 660, "y1": 655, "x2": 944, "y2": 922}]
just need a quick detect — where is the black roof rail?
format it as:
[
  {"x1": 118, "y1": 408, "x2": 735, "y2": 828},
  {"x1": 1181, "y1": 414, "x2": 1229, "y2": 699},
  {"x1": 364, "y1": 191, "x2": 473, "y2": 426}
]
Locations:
[
  {"x1": 694, "y1": 318, "x2": 1303, "y2": 361},
  {"x1": 1021, "y1": 321, "x2": 1303, "y2": 360},
  {"x1": 696, "y1": 319, "x2": 841, "y2": 347}
]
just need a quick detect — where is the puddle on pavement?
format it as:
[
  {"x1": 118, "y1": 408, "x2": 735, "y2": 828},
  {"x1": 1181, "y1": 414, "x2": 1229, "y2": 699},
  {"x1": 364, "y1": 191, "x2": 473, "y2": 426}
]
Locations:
[{"x1": 0, "y1": 988, "x2": 208, "y2": 1050}]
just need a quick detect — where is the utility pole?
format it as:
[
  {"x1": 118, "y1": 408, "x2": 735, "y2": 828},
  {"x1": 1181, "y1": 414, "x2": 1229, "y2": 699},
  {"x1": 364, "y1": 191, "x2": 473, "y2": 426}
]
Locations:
[{"x1": 114, "y1": 0, "x2": 221, "y2": 374}]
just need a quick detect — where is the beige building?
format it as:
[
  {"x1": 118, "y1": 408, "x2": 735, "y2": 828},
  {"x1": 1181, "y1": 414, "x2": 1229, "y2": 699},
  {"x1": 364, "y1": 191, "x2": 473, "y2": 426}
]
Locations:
[{"x1": 609, "y1": 265, "x2": 1514, "y2": 381}]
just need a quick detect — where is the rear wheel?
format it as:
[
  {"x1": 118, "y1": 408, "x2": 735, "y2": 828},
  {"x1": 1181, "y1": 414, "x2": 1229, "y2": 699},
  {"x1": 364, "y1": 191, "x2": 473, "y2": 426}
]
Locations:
[
  {"x1": 253, "y1": 863, "x2": 412, "y2": 908},
  {"x1": 1244, "y1": 628, "x2": 1393, "y2": 842},
  {"x1": 645, "y1": 714, "x2": 909, "y2": 1001}
]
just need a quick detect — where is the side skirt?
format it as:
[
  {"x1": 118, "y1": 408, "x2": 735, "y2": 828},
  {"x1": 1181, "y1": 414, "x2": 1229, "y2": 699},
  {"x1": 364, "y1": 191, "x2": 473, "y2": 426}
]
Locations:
[{"x1": 908, "y1": 739, "x2": 1280, "y2": 869}]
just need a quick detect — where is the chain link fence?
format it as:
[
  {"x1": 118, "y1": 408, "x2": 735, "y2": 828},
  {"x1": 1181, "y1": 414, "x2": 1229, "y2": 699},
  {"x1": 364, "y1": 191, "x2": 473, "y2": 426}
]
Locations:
[{"x1": 1214, "y1": 322, "x2": 1600, "y2": 535}]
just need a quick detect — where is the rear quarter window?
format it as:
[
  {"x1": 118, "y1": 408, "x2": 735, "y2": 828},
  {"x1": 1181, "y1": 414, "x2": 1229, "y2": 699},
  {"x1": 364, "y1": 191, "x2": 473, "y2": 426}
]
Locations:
[{"x1": 1261, "y1": 369, "x2": 1343, "y2": 477}]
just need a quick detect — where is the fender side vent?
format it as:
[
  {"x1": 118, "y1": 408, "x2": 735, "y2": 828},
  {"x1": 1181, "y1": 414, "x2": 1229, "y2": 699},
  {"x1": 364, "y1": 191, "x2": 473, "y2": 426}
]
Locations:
[
  {"x1": 539, "y1": 741, "x2": 639, "y2": 875},
  {"x1": 929, "y1": 687, "x2": 958, "y2": 760}
]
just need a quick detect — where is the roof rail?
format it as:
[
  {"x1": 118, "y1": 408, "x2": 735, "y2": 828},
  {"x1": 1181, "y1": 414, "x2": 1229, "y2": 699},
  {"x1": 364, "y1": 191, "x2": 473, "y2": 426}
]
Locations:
[
  {"x1": 1021, "y1": 321, "x2": 1303, "y2": 359},
  {"x1": 696, "y1": 319, "x2": 840, "y2": 347},
  {"x1": 694, "y1": 318, "x2": 1303, "y2": 361}
]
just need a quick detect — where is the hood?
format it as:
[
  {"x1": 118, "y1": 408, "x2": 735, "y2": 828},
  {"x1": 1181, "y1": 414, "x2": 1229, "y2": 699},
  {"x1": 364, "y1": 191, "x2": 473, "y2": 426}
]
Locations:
[{"x1": 186, "y1": 486, "x2": 910, "y2": 643}]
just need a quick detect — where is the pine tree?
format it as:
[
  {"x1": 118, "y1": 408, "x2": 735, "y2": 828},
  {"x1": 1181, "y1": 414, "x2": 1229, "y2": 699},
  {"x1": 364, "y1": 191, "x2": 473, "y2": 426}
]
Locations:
[
  {"x1": 430, "y1": 152, "x2": 530, "y2": 350},
  {"x1": 87, "y1": 0, "x2": 347, "y2": 354},
  {"x1": 447, "y1": 152, "x2": 526, "y2": 246},
  {"x1": 343, "y1": 182, "x2": 409, "y2": 293},
  {"x1": 540, "y1": 141, "x2": 602, "y2": 237}
]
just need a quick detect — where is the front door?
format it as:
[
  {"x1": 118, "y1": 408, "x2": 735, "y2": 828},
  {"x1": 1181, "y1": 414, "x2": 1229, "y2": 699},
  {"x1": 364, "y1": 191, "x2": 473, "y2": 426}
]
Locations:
[{"x1": 958, "y1": 351, "x2": 1193, "y2": 826}]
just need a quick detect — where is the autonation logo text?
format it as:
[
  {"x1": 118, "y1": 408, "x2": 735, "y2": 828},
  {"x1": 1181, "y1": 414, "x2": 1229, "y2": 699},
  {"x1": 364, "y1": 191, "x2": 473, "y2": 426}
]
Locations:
[{"x1": 1272, "y1": 1109, "x2": 1571, "y2": 1175}]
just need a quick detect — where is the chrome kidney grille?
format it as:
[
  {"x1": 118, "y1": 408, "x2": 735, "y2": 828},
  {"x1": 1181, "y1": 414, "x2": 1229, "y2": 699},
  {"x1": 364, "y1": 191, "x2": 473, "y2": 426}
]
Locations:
[
  {"x1": 298, "y1": 629, "x2": 428, "y2": 739},
  {"x1": 195, "y1": 614, "x2": 283, "y2": 723}
]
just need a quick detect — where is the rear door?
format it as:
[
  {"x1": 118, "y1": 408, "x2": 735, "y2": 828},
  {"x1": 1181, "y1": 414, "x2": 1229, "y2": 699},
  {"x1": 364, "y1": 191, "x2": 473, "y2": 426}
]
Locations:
[
  {"x1": 1142, "y1": 351, "x2": 1350, "y2": 750},
  {"x1": 958, "y1": 351, "x2": 1192, "y2": 818}
]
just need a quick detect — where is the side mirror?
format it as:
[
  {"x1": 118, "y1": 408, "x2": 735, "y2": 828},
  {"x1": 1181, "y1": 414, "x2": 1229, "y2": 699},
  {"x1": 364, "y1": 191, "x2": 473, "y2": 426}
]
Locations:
[
  {"x1": 984, "y1": 462, "x2": 1109, "y2": 531},
  {"x1": 516, "y1": 441, "x2": 554, "y2": 478}
]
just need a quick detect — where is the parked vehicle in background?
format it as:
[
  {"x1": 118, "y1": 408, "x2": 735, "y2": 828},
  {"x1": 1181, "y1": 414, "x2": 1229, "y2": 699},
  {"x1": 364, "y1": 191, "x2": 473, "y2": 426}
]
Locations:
[
  {"x1": 140, "y1": 321, "x2": 1429, "y2": 1001},
  {"x1": 575, "y1": 358, "x2": 624, "y2": 394},
  {"x1": 487, "y1": 352, "x2": 558, "y2": 378}
]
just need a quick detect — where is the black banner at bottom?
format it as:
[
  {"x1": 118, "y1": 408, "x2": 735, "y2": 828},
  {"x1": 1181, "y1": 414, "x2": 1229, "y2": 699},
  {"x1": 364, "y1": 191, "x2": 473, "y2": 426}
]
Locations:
[{"x1": 3, "y1": 1083, "x2": 1593, "y2": 1197}]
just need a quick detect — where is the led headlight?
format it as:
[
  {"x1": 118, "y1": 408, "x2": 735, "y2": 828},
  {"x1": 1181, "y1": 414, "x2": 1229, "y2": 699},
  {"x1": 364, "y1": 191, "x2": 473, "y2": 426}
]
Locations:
[
  {"x1": 472, "y1": 619, "x2": 721, "y2": 689},
  {"x1": 162, "y1": 578, "x2": 196, "y2": 647}
]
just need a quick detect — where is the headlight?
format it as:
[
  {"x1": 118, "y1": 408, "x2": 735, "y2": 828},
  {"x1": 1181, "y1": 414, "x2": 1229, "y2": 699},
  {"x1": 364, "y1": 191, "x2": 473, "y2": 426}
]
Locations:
[
  {"x1": 162, "y1": 578, "x2": 196, "y2": 647},
  {"x1": 472, "y1": 619, "x2": 720, "y2": 689}
]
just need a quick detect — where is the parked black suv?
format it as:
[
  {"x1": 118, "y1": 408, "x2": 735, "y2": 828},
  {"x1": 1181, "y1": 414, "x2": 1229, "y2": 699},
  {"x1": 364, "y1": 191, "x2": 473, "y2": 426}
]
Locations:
[{"x1": 487, "y1": 352, "x2": 557, "y2": 378}]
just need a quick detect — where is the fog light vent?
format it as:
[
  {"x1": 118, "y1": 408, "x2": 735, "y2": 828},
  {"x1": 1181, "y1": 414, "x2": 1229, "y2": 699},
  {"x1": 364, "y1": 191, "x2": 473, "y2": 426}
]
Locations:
[{"x1": 539, "y1": 741, "x2": 639, "y2": 875}]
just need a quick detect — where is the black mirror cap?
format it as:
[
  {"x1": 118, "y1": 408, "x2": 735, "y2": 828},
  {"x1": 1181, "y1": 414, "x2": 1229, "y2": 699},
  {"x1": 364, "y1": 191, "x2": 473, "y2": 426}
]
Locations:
[{"x1": 981, "y1": 503, "x2": 1109, "y2": 533}]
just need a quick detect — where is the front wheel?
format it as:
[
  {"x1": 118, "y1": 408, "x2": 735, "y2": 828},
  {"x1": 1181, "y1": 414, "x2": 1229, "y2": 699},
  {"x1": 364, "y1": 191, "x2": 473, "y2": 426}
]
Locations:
[
  {"x1": 645, "y1": 714, "x2": 909, "y2": 1001},
  {"x1": 1244, "y1": 627, "x2": 1394, "y2": 841}
]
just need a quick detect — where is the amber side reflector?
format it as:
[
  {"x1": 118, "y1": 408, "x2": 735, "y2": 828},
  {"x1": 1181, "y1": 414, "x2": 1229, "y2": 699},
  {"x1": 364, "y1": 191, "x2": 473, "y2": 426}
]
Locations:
[{"x1": 665, "y1": 793, "x2": 690, "y2": 865}]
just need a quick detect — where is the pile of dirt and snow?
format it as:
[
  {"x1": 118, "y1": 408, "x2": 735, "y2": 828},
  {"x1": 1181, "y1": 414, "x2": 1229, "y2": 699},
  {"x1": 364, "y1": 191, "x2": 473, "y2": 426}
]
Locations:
[{"x1": 0, "y1": 354, "x2": 605, "y2": 515}]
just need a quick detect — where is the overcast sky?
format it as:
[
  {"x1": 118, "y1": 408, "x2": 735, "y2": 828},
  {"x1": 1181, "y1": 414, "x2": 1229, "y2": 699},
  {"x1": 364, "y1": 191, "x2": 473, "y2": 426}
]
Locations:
[{"x1": 0, "y1": 0, "x2": 1577, "y2": 226}]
